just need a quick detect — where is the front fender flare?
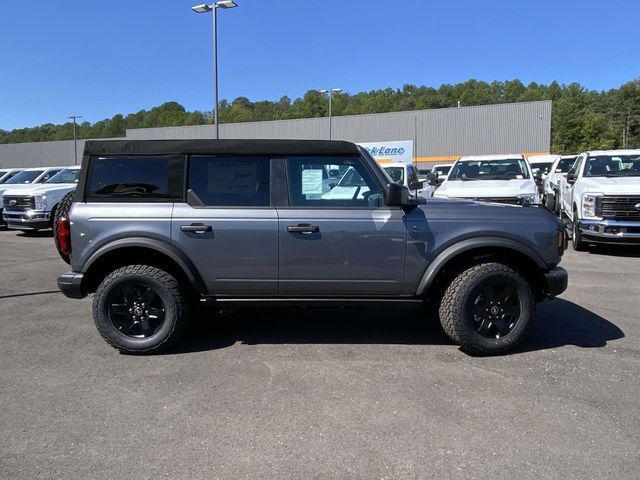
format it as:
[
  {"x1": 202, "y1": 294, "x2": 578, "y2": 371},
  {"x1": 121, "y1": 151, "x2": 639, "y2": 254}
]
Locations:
[{"x1": 415, "y1": 237, "x2": 547, "y2": 296}]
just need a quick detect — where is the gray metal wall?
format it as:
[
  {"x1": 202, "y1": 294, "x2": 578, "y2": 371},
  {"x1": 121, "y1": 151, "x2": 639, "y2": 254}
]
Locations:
[{"x1": 0, "y1": 101, "x2": 551, "y2": 168}]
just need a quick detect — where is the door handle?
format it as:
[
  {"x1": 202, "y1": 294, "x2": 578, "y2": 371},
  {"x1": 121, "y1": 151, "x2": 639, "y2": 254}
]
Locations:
[
  {"x1": 180, "y1": 223, "x2": 213, "y2": 233},
  {"x1": 287, "y1": 224, "x2": 320, "y2": 234}
]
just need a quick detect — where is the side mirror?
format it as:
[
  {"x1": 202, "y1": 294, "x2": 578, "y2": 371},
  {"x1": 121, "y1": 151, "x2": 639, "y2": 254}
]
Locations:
[
  {"x1": 427, "y1": 172, "x2": 439, "y2": 186},
  {"x1": 385, "y1": 182, "x2": 410, "y2": 206},
  {"x1": 534, "y1": 170, "x2": 543, "y2": 181},
  {"x1": 567, "y1": 171, "x2": 577, "y2": 184},
  {"x1": 409, "y1": 180, "x2": 424, "y2": 190}
]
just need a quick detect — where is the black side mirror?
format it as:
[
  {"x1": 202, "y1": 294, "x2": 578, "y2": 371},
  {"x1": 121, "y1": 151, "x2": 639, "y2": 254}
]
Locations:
[
  {"x1": 567, "y1": 171, "x2": 577, "y2": 184},
  {"x1": 409, "y1": 180, "x2": 424, "y2": 190},
  {"x1": 535, "y1": 170, "x2": 543, "y2": 181},
  {"x1": 385, "y1": 182, "x2": 410, "y2": 206}
]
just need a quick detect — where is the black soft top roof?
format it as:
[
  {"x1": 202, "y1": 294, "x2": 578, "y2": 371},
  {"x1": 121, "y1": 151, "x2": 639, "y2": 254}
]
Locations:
[{"x1": 83, "y1": 139, "x2": 360, "y2": 157}]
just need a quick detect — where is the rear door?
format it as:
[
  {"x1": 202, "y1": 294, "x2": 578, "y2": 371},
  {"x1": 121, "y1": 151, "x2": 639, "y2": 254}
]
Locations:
[
  {"x1": 171, "y1": 155, "x2": 278, "y2": 295},
  {"x1": 277, "y1": 155, "x2": 406, "y2": 296}
]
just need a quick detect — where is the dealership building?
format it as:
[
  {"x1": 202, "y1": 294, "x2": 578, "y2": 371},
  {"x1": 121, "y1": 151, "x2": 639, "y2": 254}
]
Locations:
[{"x1": 0, "y1": 100, "x2": 551, "y2": 169}]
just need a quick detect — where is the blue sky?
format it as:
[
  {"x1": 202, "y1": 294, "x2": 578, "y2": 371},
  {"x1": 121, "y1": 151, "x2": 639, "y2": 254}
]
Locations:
[{"x1": 0, "y1": 0, "x2": 638, "y2": 130}]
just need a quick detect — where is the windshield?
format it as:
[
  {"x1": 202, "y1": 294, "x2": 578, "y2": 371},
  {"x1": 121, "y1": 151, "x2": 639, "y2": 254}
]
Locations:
[
  {"x1": 557, "y1": 157, "x2": 577, "y2": 173},
  {"x1": 4, "y1": 170, "x2": 44, "y2": 184},
  {"x1": 46, "y1": 168, "x2": 80, "y2": 184},
  {"x1": 584, "y1": 154, "x2": 640, "y2": 177},
  {"x1": 384, "y1": 166, "x2": 404, "y2": 183},
  {"x1": 434, "y1": 166, "x2": 451, "y2": 175},
  {"x1": 449, "y1": 159, "x2": 530, "y2": 180},
  {"x1": 530, "y1": 162, "x2": 554, "y2": 175}
]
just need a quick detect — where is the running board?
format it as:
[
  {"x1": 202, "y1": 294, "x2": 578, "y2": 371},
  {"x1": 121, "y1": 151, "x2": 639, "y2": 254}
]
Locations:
[{"x1": 200, "y1": 296, "x2": 423, "y2": 307}]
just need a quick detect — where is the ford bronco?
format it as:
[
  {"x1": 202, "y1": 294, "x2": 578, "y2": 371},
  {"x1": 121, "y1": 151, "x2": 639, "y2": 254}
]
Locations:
[{"x1": 56, "y1": 140, "x2": 568, "y2": 355}]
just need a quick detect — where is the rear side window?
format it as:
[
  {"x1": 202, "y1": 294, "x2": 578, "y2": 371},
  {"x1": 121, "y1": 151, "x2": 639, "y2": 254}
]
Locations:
[
  {"x1": 188, "y1": 156, "x2": 270, "y2": 207},
  {"x1": 87, "y1": 156, "x2": 181, "y2": 201}
]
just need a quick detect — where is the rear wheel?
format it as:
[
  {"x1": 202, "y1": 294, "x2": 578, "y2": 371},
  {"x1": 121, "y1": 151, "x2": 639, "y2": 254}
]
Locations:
[
  {"x1": 439, "y1": 262, "x2": 535, "y2": 355},
  {"x1": 92, "y1": 265, "x2": 189, "y2": 354},
  {"x1": 544, "y1": 192, "x2": 555, "y2": 211},
  {"x1": 53, "y1": 191, "x2": 74, "y2": 264}
]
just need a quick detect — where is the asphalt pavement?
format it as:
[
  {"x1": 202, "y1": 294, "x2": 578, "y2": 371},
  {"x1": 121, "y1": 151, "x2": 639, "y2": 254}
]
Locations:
[{"x1": 0, "y1": 229, "x2": 638, "y2": 479}]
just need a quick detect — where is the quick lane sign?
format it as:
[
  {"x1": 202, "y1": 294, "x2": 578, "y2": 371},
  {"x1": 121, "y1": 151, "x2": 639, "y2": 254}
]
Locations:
[{"x1": 357, "y1": 140, "x2": 414, "y2": 165}]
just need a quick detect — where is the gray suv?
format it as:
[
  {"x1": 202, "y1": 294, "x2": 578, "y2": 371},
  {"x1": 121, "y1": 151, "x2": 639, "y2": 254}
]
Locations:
[{"x1": 56, "y1": 140, "x2": 568, "y2": 355}]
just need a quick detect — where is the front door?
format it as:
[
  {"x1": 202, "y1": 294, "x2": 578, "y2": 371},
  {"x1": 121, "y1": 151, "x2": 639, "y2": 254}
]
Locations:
[
  {"x1": 172, "y1": 155, "x2": 278, "y2": 295},
  {"x1": 278, "y1": 155, "x2": 406, "y2": 296}
]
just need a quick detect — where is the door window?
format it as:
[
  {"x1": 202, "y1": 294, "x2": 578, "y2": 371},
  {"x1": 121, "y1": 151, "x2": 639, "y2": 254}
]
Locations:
[
  {"x1": 189, "y1": 156, "x2": 270, "y2": 207},
  {"x1": 286, "y1": 156, "x2": 383, "y2": 207}
]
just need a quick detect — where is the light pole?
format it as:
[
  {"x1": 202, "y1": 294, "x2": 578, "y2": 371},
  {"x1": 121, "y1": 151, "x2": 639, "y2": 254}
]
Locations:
[
  {"x1": 318, "y1": 88, "x2": 342, "y2": 140},
  {"x1": 192, "y1": 1, "x2": 238, "y2": 140},
  {"x1": 67, "y1": 115, "x2": 82, "y2": 165}
]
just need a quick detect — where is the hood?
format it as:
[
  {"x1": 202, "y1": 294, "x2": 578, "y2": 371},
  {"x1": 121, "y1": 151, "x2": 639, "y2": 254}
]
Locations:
[
  {"x1": 579, "y1": 176, "x2": 640, "y2": 194},
  {"x1": 435, "y1": 179, "x2": 537, "y2": 198},
  {"x1": 1, "y1": 183, "x2": 76, "y2": 197}
]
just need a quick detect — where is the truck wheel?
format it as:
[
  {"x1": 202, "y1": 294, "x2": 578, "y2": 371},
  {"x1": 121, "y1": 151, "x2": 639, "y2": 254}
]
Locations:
[
  {"x1": 92, "y1": 265, "x2": 189, "y2": 354},
  {"x1": 439, "y1": 262, "x2": 535, "y2": 355},
  {"x1": 544, "y1": 192, "x2": 555, "y2": 211},
  {"x1": 554, "y1": 194, "x2": 561, "y2": 216},
  {"x1": 572, "y1": 209, "x2": 586, "y2": 251}
]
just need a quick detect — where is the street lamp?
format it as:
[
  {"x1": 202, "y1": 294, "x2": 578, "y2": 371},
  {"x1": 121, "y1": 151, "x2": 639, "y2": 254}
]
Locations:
[
  {"x1": 318, "y1": 88, "x2": 341, "y2": 140},
  {"x1": 67, "y1": 115, "x2": 82, "y2": 165},
  {"x1": 192, "y1": 1, "x2": 238, "y2": 139}
]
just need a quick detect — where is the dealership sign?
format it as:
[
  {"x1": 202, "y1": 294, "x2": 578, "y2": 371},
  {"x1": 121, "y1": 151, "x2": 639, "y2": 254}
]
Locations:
[{"x1": 357, "y1": 140, "x2": 414, "y2": 165}]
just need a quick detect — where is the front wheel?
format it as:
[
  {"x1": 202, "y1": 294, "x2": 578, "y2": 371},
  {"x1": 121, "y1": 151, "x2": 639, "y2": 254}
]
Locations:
[
  {"x1": 439, "y1": 262, "x2": 535, "y2": 355},
  {"x1": 92, "y1": 265, "x2": 189, "y2": 354},
  {"x1": 572, "y1": 209, "x2": 587, "y2": 251}
]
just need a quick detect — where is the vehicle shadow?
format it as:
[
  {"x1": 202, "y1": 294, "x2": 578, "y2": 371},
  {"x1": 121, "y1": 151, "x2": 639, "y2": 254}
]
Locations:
[
  {"x1": 585, "y1": 244, "x2": 640, "y2": 258},
  {"x1": 16, "y1": 230, "x2": 53, "y2": 238},
  {"x1": 165, "y1": 298, "x2": 624, "y2": 356}
]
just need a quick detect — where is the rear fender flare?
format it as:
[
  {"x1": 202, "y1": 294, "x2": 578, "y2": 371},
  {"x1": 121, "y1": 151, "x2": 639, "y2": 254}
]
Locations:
[{"x1": 81, "y1": 237, "x2": 206, "y2": 294}]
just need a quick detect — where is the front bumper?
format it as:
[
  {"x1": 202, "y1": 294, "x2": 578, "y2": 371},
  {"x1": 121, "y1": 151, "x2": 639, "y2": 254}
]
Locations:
[
  {"x1": 57, "y1": 272, "x2": 86, "y2": 299},
  {"x1": 544, "y1": 266, "x2": 568, "y2": 299},
  {"x1": 579, "y1": 219, "x2": 640, "y2": 245},
  {"x1": 2, "y1": 210, "x2": 51, "y2": 230}
]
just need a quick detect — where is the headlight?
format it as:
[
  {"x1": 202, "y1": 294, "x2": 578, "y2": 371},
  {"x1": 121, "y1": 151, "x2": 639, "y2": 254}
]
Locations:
[
  {"x1": 517, "y1": 193, "x2": 537, "y2": 205},
  {"x1": 34, "y1": 194, "x2": 47, "y2": 211},
  {"x1": 581, "y1": 193, "x2": 602, "y2": 219}
]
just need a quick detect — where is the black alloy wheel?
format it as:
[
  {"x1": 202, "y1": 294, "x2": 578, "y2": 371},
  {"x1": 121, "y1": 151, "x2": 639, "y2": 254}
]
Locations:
[
  {"x1": 107, "y1": 282, "x2": 166, "y2": 338},
  {"x1": 468, "y1": 279, "x2": 521, "y2": 339}
]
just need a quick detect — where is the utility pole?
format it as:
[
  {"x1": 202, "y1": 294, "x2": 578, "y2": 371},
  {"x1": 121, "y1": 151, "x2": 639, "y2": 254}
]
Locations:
[
  {"x1": 318, "y1": 88, "x2": 342, "y2": 140},
  {"x1": 67, "y1": 115, "x2": 82, "y2": 165}
]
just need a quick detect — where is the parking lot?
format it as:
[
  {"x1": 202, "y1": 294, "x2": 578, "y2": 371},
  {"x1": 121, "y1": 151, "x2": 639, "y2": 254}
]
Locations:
[{"x1": 1, "y1": 228, "x2": 639, "y2": 479}]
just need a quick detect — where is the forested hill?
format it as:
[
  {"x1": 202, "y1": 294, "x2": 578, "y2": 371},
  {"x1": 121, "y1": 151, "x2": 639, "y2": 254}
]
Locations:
[{"x1": 1, "y1": 79, "x2": 638, "y2": 154}]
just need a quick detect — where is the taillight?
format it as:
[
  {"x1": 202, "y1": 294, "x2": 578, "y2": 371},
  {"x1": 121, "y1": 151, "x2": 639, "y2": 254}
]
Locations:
[{"x1": 57, "y1": 217, "x2": 71, "y2": 255}]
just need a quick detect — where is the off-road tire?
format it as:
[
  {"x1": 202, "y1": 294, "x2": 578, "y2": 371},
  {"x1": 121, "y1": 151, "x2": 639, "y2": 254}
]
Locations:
[
  {"x1": 572, "y1": 208, "x2": 586, "y2": 251},
  {"x1": 544, "y1": 192, "x2": 555, "y2": 211},
  {"x1": 53, "y1": 191, "x2": 75, "y2": 264},
  {"x1": 93, "y1": 265, "x2": 189, "y2": 354},
  {"x1": 439, "y1": 262, "x2": 535, "y2": 355}
]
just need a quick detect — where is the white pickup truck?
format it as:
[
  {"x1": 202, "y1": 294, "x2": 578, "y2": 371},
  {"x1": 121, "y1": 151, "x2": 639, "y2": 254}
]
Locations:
[
  {"x1": 434, "y1": 154, "x2": 540, "y2": 205},
  {"x1": 2, "y1": 167, "x2": 80, "y2": 231},
  {"x1": 382, "y1": 162, "x2": 437, "y2": 198},
  {"x1": 542, "y1": 155, "x2": 577, "y2": 214},
  {"x1": 558, "y1": 149, "x2": 640, "y2": 250}
]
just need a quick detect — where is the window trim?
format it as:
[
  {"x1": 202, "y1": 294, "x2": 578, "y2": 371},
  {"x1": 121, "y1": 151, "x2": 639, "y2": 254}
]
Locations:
[{"x1": 84, "y1": 154, "x2": 184, "y2": 203}]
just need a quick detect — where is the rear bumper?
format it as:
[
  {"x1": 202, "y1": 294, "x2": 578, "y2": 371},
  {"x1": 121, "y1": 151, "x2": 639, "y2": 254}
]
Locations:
[
  {"x1": 57, "y1": 272, "x2": 86, "y2": 299},
  {"x1": 3, "y1": 210, "x2": 51, "y2": 230},
  {"x1": 543, "y1": 266, "x2": 568, "y2": 299},
  {"x1": 579, "y1": 219, "x2": 640, "y2": 245}
]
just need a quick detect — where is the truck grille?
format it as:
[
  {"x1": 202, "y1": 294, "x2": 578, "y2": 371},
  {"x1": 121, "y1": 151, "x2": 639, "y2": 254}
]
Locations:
[
  {"x1": 473, "y1": 197, "x2": 521, "y2": 205},
  {"x1": 3, "y1": 195, "x2": 35, "y2": 211},
  {"x1": 597, "y1": 196, "x2": 640, "y2": 220}
]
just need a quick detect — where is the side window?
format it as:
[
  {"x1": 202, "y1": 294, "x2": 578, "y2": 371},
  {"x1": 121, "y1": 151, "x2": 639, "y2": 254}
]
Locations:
[
  {"x1": 87, "y1": 156, "x2": 180, "y2": 201},
  {"x1": 286, "y1": 156, "x2": 383, "y2": 207},
  {"x1": 188, "y1": 156, "x2": 269, "y2": 207},
  {"x1": 567, "y1": 156, "x2": 581, "y2": 176}
]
